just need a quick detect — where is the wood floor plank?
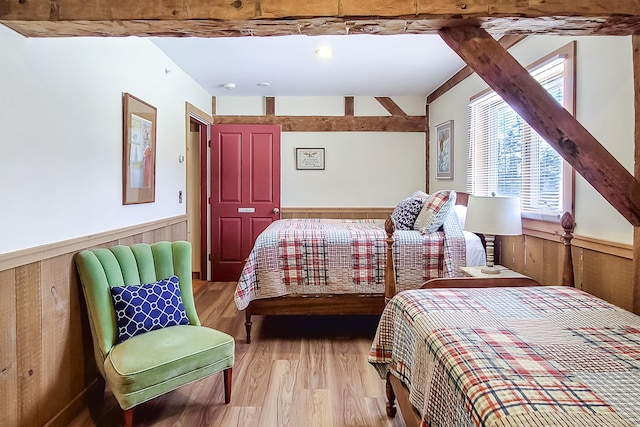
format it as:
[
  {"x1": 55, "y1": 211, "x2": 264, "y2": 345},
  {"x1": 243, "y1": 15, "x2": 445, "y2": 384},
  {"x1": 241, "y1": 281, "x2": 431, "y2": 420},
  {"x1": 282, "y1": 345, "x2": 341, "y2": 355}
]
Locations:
[
  {"x1": 298, "y1": 388, "x2": 333, "y2": 427},
  {"x1": 68, "y1": 280, "x2": 406, "y2": 427},
  {"x1": 256, "y1": 360, "x2": 298, "y2": 426},
  {"x1": 297, "y1": 338, "x2": 329, "y2": 389}
]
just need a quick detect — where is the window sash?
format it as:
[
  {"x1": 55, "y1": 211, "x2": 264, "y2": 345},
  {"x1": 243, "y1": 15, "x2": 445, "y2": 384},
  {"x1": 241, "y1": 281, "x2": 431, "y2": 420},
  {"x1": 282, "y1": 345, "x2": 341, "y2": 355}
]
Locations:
[{"x1": 467, "y1": 48, "x2": 574, "y2": 222}]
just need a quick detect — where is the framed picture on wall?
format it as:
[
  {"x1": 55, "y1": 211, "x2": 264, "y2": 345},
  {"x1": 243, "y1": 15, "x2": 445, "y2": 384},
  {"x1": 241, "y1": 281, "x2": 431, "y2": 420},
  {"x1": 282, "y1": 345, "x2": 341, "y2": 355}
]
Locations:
[
  {"x1": 296, "y1": 148, "x2": 325, "y2": 170},
  {"x1": 435, "y1": 120, "x2": 454, "y2": 180},
  {"x1": 122, "y1": 93, "x2": 157, "y2": 204}
]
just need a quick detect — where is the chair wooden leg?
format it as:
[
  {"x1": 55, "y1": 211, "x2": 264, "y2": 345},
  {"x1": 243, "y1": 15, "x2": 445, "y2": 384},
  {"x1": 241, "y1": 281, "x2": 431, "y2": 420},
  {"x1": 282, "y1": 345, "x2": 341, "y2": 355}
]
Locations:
[
  {"x1": 123, "y1": 408, "x2": 134, "y2": 427},
  {"x1": 89, "y1": 375, "x2": 106, "y2": 408},
  {"x1": 223, "y1": 368, "x2": 232, "y2": 404}
]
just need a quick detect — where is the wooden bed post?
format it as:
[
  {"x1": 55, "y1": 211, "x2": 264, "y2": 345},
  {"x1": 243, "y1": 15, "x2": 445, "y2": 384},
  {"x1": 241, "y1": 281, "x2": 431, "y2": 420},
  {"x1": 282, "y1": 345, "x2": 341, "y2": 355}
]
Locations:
[
  {"x1": 245, "y1": 309, "x2": 252, "y2": 344},
  {"x1": 385, "y1": 372, "x2": 397, "y2": 418},
  {"x1": 561, "y1": 212, "x2": 575, "y2": 287},
  {"x1": 385, "y1": 216, "x2": 396, "y2": 304}
]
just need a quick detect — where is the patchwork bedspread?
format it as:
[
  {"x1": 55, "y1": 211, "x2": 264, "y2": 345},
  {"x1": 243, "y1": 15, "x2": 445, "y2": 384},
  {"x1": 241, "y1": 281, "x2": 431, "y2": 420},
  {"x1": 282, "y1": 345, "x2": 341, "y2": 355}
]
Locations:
[
  {"x1": 369, "y1": 286, "x2": 640, "y2": 427},
  {"x1": 234, "y1": 214, "x2": 465, "y2": 310}
]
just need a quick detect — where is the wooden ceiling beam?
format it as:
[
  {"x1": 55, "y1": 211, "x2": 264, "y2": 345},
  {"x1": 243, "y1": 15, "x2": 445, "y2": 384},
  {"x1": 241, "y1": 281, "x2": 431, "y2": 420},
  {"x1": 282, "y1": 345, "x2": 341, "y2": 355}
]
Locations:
[
  {"x1": 439, "y1": 25, "x2": 640, "y2": 226},
  {"x1": 2, "y1": 0, "x2": 640, "y2": 21},
  {"x1": 3, "y1": 0, "x2": 640, "y2": 37},
  {"x1": 213, "y1": 115, "x2": 426, "y2": 132}
]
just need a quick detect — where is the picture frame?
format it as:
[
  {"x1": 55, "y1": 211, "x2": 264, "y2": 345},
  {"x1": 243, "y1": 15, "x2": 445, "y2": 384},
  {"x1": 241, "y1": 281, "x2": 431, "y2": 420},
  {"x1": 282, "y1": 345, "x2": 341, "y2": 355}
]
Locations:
[
  {"x1": 296, "y1": 147, "x2": 325, "y2": 170},
  {"x1": 435, "y1": 120, "x2": 454, "y2": 180},
  {"x1": 122, "y1": 93, "x2": 157, "y2": 204}
]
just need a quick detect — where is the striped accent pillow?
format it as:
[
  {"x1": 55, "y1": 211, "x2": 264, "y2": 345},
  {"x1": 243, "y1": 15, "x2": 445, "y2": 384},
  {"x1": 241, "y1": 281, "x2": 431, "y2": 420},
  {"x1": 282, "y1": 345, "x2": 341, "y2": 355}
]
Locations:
[{"x1": 414, "y1": 190, "x2": 457, "y2": 234}]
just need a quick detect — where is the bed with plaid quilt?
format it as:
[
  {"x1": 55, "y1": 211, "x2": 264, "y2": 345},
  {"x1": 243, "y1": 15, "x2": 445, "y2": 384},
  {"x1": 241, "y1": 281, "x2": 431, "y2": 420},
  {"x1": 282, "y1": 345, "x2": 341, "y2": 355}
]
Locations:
[
  {"x1": 234, "y1": 213, "x2": 466, "y2": 310},
  {"x1": 369, "y1": 286, "x2": 640, "y2": 427}
]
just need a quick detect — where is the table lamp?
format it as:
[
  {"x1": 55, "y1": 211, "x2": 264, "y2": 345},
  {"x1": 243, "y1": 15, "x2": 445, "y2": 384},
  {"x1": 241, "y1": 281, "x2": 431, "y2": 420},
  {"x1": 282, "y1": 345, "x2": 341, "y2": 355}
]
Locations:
[{"x1": 464, "y1": 195, "x2": 523, "y2": 274}]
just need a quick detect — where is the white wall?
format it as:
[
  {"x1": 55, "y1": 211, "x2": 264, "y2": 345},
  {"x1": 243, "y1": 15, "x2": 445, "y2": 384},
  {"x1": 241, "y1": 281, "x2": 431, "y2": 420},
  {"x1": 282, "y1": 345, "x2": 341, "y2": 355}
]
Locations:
[
  {"x1": 216, "y1": 96, "x2": 427, "y2": 207},
  {"x1": 429, "y1": 35, "x2": 634, "y2": 244},
  {"x1": 0, "y1": 25, "x2": 212, "y2": 254}
]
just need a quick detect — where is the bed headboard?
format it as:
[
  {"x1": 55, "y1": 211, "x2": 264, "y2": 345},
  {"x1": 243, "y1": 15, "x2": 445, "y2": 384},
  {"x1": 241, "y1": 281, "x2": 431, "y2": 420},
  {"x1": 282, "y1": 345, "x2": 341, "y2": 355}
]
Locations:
[
  {"x1": 384, "y1": 191, "x2": 576, "y2": 302},
  {"x1": 455, "y1": 191, "x2": 470, "y2": 206},
  {"x1": 384, "y1": 189, "x2": 469, "y2": 302}
]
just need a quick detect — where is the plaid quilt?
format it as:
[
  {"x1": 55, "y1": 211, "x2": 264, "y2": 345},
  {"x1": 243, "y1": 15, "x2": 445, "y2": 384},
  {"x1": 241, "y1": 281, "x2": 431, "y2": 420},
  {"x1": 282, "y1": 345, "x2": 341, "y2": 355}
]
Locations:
[
  {"x1": 234, "y1": 213, "x2": 466, "y2": 310},
  {"x1": 368, "y1": 286, "x2": 640, "y2": 427}
]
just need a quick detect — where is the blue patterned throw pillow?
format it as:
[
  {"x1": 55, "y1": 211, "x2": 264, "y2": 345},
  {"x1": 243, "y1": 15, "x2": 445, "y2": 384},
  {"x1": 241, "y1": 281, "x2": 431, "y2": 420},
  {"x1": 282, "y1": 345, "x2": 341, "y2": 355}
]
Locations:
[
  {"x1": 110, "y1": 275, "x2": 189, "y2": 343},
  {"x1": 391, "y1": 196, "x2": 426, "y2": 230}
]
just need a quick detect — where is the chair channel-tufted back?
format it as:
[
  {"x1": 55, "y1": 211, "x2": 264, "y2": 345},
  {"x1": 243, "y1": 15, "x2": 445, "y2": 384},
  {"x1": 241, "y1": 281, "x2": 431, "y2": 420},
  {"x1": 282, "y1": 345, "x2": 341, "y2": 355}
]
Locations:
[{"x1": 75, "y1": 241, "x2": 199, "y2": 376}]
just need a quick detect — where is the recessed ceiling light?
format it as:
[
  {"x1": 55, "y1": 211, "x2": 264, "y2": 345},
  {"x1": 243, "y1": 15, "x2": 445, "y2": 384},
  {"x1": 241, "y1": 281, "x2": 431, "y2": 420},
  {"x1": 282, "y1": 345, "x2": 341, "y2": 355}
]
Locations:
[
  {"x1": 315, "y1": 46, "x2": 333, "y2": 59},
  {"x1": 257, "y1": 82, "x2": 271, "y2": 87}
]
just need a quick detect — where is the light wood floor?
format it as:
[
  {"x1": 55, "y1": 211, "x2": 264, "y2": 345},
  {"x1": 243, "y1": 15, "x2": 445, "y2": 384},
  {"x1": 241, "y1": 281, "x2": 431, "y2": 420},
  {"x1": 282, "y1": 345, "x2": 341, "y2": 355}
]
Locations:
[{"x1": 69, "y1": 281, "x2": 407, "y2": 427}]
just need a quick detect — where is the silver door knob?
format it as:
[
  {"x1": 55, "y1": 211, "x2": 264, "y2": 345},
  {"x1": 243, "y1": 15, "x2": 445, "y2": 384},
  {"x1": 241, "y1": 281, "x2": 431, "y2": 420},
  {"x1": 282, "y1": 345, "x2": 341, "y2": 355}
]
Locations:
[{"x1": 273, "y1": 207, "x2": 280, "y2": 214}]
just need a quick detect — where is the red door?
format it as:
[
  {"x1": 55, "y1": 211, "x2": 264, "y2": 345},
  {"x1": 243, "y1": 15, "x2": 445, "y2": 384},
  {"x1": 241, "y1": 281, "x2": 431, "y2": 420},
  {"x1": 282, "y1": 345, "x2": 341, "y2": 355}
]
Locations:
[{"x1": 210, "y1": 124, "x2": 281, "y2": 281}]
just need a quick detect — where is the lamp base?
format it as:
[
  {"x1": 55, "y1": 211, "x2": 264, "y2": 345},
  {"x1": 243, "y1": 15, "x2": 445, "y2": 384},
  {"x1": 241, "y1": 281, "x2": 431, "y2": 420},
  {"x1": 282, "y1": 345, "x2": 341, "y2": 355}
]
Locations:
[{"x1": 480, "y1": 266, "x2": 501, "y2": 275}]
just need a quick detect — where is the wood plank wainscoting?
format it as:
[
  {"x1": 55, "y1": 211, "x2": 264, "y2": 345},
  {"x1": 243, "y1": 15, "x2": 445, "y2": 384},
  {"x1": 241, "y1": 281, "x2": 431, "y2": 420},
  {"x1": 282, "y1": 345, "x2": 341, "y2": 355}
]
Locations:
[
  {"x1": 0, "y1": 216, "x2": 188, "y2": 427},
  {"x1": 281, "y1": 207, "x2": 394, "y2": 220},
  {"x1": 499, "y1": 221, "x2": 634, "y2": 313}
]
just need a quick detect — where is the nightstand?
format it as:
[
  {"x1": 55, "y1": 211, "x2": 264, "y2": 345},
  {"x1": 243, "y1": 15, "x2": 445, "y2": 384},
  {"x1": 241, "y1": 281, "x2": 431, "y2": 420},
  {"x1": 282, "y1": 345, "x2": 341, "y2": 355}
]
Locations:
[{"x1": 459, "y1": 265, "x2": 528, "y2": 278}]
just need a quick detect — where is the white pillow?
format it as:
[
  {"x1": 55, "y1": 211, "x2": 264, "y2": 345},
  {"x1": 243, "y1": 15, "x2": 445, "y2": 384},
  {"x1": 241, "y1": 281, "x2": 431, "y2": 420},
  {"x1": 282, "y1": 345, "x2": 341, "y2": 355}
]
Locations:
[{"x1": 453, "y1": 205, "x2": 467, "y2": 229}]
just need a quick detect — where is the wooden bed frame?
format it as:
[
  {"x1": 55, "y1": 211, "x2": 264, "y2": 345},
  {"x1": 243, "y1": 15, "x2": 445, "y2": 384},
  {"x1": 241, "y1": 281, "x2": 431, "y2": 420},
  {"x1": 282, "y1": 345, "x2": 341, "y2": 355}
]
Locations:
[
  {"x1": 384, "y1": 211, "x2": 577, "y2": 427},
  {"x1": 243, "y1": 192, "x2": 471, "y2": 343}
]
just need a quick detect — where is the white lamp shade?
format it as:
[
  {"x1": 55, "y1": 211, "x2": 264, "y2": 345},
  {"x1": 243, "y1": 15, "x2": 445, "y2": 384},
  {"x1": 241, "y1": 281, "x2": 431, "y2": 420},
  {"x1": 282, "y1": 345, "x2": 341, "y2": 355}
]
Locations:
[{"x1": 464, "y1": 195, "x2": 523, "y2": 236}]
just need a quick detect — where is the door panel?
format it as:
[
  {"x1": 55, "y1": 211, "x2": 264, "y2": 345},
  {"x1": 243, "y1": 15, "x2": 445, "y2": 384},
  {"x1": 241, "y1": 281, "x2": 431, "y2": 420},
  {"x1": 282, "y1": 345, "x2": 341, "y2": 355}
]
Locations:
[
  {"x1": 210, "y1": 124, "x2": 281, "y2": 281},
  {"x1": 251, "y1": 133, "x2": 274, "y2": 202},
  {"x1": 219, "y1": 133, "x2": 242, "y2": 202},
  {"x1": 218, "y1": 218, "x2": 242, "y2": 261}
]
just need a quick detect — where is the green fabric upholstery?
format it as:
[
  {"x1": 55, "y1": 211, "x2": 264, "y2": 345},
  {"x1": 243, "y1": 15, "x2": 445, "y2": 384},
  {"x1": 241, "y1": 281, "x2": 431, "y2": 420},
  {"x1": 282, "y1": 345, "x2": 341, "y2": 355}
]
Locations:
[{"x1": 75, "y1": 241, "x2": 234, "y2": 412}]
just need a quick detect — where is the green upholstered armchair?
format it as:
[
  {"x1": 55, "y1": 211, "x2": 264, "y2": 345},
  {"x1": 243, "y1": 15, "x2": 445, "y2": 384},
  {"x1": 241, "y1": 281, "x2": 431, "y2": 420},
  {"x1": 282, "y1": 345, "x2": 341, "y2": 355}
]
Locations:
[{"x1": 75, "y1": 241, "x2": 234, "y2": 427}]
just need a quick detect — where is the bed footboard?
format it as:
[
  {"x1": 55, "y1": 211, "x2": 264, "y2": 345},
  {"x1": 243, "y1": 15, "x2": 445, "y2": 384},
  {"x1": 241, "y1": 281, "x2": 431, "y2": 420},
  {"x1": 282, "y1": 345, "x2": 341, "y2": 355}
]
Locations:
[{"x1": 421, "y1": 276, "x2": 541, "y2": 288}]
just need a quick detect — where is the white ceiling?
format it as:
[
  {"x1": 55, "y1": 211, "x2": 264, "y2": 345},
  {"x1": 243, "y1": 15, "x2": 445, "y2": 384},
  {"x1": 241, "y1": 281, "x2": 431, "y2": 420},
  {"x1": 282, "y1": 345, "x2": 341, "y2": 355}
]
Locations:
[{"x1": 151, "y1": 34, "x2": 467, "y2": 97}]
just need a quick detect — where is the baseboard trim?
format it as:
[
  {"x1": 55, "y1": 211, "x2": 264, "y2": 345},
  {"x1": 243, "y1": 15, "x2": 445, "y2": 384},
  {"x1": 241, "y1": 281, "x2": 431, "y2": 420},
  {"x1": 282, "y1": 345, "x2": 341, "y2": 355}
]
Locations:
[{"x1": 43, "y1": 379, "x2": 98, "y2": 427}]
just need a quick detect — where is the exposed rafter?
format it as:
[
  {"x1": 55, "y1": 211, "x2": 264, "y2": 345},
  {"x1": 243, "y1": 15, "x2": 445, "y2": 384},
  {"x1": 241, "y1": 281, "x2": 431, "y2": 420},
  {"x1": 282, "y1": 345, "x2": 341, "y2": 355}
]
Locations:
[
  {"x1": 427, "y1": 35, "x2": 526, "y2": 104},
  {"x1": 439, "y1": 25, "x2": 640, "y2": 226},
  {"x1": 375, "y1": 97, "x2": 408, "y2": 117}
]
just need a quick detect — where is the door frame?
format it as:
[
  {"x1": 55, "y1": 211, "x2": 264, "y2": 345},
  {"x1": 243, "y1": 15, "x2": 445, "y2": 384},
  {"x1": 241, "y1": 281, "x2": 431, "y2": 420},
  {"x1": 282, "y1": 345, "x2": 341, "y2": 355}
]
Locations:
[{"x1": 185, "y1": 103, "x2": 212, "y2": 281}]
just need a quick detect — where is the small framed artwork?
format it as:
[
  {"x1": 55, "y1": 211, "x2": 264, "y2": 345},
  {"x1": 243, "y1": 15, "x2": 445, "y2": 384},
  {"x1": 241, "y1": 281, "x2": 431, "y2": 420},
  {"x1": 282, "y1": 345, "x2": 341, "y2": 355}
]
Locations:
[
  {"x1": 296, "y1": 148, "x2": 325, "y2": 170},
  {"x1": 122, "y1": 93, "x2": 157, "y2": 204},
  {"x1": 435, "y1": 120, "x2": 454, "y2": 180}
]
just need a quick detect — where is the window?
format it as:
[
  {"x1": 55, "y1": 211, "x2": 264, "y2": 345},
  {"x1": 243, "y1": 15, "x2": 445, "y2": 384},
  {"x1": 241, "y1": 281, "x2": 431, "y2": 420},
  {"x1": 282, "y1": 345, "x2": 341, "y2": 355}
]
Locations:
[{"x1": 467, "y1": 43, "x2": 575, "y2": 221}]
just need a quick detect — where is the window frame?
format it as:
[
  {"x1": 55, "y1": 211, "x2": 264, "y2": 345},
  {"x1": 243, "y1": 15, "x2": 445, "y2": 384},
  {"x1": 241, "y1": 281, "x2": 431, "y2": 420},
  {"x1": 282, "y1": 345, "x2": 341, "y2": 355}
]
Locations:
[{"x1": 467, "y1": 42, "x2": 576, "y2": 224}]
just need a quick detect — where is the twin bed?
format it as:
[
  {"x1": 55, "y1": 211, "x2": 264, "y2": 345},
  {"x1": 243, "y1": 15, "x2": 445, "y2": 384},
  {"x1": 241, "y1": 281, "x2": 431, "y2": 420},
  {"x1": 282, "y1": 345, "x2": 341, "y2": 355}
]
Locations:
[
  {"x1": 234, "y1": 190, "x2": 484, "y2": 342},
  {"x1": 370, "y1": 278, "x2": 640, "y2": 427}
]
